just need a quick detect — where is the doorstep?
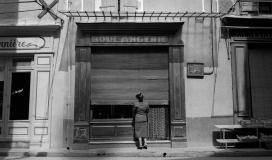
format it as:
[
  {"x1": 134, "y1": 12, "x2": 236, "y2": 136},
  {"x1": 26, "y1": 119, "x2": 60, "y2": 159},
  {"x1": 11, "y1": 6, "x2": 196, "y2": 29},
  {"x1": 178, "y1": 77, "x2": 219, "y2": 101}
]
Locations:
[
  {"x1": 88, "y1": 140, "x2": 171, "y2": 148},
  {"x1": 0, "y1": 147, "x2": 272, "y2": 157}
]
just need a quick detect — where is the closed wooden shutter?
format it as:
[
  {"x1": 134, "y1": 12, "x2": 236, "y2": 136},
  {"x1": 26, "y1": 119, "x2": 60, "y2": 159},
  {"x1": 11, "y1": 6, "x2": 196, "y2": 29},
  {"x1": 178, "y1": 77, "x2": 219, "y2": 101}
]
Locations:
[
  {"x1": 249, "y1": 44, "x2": 272, "y2": 119},
  {"x1": 75, "y1": 47, "x2": 92, "y2": 122},
  {"x1": 121, "y1": 0, "x2": 138, "y2": 12},
  {"x1": 218, "y1": 0, "x2": 234, "y2": 13},
  {"x1": 91, "y1": 46, "x2": 169, "y2": 105},
  {"x1": 100, "y1": 0, "x2": 118, "y2": 11},
  {"x1": 241, "y1": 1, "x2": 259, "y2": 13}
]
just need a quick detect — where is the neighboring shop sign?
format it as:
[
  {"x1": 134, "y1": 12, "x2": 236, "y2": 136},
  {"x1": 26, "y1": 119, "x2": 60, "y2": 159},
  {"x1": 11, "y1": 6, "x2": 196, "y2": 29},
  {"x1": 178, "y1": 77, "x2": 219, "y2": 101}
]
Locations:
[
  {"x1": 0, "y1": 37, "x2": 45, "y2": 50},
  {"x1": 91, "y1": 35, "x2": 168, "y2": 43}
]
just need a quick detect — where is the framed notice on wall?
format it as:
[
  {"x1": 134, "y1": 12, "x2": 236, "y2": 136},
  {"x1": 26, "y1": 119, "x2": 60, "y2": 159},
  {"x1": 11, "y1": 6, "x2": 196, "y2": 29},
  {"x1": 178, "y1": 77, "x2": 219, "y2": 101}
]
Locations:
[{"x1": 187, "y1": 63, "x2": 204, "y2": 78}]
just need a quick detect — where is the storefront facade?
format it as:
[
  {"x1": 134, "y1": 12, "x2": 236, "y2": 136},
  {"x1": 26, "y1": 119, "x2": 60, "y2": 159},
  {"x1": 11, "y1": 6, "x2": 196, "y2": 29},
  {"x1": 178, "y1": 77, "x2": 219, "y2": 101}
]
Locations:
[
  {"x1": 0, "y1": 0, "x2": 62, "y2": 149},
  {"x1": 72, "y1": 23, "x2": 185, "y2": 148},
  {"x1": 222, "y1": 13, "x2": 272, "y2": 123},
  {"x1": 1, "y1": 0, "x2": 239, "y2": 150},
  {"x1": 59, "y1": 0, "x2": 234, "y2": 149}
]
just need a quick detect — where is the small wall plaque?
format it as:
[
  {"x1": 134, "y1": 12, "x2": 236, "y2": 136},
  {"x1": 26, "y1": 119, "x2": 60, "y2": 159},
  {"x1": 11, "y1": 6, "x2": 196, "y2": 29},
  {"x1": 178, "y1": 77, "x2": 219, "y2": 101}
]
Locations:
[{"x1": 187, "y1": 63, "x2": 204, "y2": 78}]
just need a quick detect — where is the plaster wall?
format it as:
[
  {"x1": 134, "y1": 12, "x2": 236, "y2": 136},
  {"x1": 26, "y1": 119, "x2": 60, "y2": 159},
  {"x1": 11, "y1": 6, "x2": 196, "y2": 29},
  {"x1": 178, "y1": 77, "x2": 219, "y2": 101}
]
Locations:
[
  {"x1": 0, "y1": 0, "x2": 234, "y2": 148},
  {"x1": 56, "y1": 0, "x2": 234, "y2": 147},
  {"x1": 0, "y1": 0, "x2": 59, "y2": 25}
]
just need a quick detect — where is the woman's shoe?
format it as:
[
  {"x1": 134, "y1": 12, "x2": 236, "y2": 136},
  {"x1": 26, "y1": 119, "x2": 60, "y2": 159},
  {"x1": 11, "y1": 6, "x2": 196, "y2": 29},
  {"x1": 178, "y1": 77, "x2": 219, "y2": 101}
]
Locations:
[
  {"x1": 137, "y1": 146, "x2": 143, "y2": 150},
  {"x1": 143, "y1": 145, "x2": 147, "y2": 149}
]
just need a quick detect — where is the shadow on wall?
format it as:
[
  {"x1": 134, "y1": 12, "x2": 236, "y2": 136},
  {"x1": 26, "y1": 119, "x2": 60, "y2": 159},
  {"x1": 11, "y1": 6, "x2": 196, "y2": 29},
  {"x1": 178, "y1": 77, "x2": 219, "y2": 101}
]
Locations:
[{"x1": 0, "y1": 0, "x2": 19, "y2": 24}]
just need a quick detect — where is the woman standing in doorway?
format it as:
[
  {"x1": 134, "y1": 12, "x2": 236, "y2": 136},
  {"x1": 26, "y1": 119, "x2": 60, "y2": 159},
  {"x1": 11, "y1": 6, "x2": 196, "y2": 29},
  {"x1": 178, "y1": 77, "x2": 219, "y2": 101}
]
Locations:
[{"x1": 133, "y1": 92, "x2": 149, "y2": 149}]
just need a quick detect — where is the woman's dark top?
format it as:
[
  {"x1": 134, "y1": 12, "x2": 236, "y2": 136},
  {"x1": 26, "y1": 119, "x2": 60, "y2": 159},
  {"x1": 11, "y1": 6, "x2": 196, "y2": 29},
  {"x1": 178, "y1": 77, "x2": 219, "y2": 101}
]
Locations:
[
  {"x1": 133, "y1": 101, "x2": 149, "y2": 138},
  {"x1": 133, "y1": 101, "x2": 149, "y2": 122}
]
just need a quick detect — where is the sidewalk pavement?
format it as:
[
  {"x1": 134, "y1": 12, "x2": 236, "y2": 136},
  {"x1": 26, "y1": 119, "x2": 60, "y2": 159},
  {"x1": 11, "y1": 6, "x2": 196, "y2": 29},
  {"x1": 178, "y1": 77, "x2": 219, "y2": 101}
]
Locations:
[{"x1": 0, "y1": 147, "x2": 272, "y2": 158}]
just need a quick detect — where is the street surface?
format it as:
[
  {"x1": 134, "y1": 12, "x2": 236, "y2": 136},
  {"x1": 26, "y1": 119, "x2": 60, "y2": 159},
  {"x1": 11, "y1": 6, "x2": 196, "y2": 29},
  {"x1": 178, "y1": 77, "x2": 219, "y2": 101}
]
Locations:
[{"x1": 1, "y1": 157, "x2": 272, "y2": 160}]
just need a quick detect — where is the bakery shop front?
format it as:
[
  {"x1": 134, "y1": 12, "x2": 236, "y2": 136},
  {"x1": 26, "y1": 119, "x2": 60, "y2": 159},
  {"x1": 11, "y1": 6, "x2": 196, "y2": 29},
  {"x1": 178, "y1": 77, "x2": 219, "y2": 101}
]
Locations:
[{"x1": 73, "y1": 23, "x2": 186, "y2": 148}]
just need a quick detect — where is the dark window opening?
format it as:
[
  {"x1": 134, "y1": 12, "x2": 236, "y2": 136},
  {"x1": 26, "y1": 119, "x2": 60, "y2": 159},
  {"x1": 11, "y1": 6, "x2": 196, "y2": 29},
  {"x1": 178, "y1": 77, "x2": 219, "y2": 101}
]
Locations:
[
  {"x1": 9, "y1": 72, "x2": 31, "y2": 120},
  {"x1": 259, "y1": 2, "x2": 272, "y2": 14},
  {"x1": 0, "y1": 81, "x2": 3, "y2": 120},
  {"x1": 91, "y1": 105, "x2": 132, "y2": 119},
  {"x1": 12, "y1": 58, "x2": 33, "y2": 67}
]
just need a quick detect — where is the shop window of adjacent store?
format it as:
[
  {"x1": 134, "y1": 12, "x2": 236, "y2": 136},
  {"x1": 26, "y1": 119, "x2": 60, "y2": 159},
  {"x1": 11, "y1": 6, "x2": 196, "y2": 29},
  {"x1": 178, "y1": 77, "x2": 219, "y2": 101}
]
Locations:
[
  {"x1": 259, "y1": 2, "x2": 272, "y2": 14},
  {"x1": 9, "y1": 72, "x2": 31, "y2": 120},
  {"x1": 95, "y1": 0, "x2": 143, "y2": 12},
  {"x1": 91, "y1": 105, "x2": 132, "y2": 119}
]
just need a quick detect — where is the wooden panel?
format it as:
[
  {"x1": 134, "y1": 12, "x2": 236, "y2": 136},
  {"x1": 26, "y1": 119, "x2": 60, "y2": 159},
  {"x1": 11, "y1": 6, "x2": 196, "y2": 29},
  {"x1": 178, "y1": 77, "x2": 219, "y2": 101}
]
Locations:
[
  {"x1": 249, "y1": 44, "x2": 272, "y2": 119},
  {"x1": 173, "y1": 126, "x2": 186, "y2": 137},
  {"x1": 37, "y1": 57, "x2": 50, "y2": 65},
  {"x1": 75, "y1": 47, "x2": 91, "y2": 122},
  {"x1": 116, "y1": 126, "x2": 133, "y2": 137},
  {"x1": 235, "y1": 46, "x2": 250, "y2": 116},
  {"x1": 90, "y1": 126, "x2": 115, "y2": 137},
  {"x1": 8, "y1": 127, "x2": 28, "y2": 135},
  {"x1": 169, "y1": 47, "x2": 184, "y2": 121},
  {"x1": 91, "y1": 90, "x2": 168, "y2": 101},
  {"x1": 91, "y1": 69, "x2": 168, "y2": 79},
  {"x1": 35, "y1": 71, "x2": 50, "y2": 120},
  {"x1": 74, "y1": 126, "x2": 89, "y2": 142},
  {"x1": 91, "y1": 53, "x2": 168, "y2": 70},
  {"x1": 34, "y1": 127, "x2": 48, "y2": 135}
]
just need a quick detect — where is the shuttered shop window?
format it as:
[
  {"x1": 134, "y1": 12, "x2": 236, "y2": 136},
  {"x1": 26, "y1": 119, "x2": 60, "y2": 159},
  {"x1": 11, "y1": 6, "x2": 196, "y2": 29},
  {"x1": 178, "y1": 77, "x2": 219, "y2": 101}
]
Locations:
[
  {"x1": 249, "y1": 44, "x2": 272, "y2": 119},
  {"x1": 91, "y1": 46, "x2": 169, "y2": 105},
  {"x1": 100, "y1": 0, "x2": 118, "y2": 11},
  {"x1": 121, "y1": 0, "x2": 138, "y2": 12}
]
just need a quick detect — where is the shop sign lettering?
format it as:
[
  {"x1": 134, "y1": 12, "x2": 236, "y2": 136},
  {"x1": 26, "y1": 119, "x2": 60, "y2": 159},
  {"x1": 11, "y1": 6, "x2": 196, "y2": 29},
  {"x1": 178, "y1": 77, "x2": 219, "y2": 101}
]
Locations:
[
  {"x1": 91, "y1": 36, "x2": 168, "y2": 43},
  {"x1": 0, "y1": 37, "x2": 45, "y2": 50}
]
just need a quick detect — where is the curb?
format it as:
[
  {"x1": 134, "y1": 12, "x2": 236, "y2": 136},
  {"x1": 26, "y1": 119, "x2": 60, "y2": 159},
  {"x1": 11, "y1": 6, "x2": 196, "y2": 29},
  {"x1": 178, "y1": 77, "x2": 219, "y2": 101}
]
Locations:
[{"x1": 1, "y1": 148, "x2": 272, "y2": 158}]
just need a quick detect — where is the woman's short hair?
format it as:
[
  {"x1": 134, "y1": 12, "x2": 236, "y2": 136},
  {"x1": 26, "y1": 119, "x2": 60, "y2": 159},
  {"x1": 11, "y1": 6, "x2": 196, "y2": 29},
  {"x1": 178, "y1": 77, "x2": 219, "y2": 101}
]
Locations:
[{"x1": 136, "y1": 92, "x2": 144, "y2": 100}]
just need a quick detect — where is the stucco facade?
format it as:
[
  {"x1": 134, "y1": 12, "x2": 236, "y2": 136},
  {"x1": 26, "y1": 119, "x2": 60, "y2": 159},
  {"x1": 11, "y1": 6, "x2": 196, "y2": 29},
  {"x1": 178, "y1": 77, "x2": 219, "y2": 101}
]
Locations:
[{"x1": 0, "y1": 0, "x2": 236, "y2": 149}]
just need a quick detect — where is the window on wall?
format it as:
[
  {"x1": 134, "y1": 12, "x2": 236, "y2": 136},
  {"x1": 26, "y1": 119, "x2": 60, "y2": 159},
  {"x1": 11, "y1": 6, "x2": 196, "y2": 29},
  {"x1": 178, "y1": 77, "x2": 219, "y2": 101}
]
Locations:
[
  {"x1": 240, "y1": 0, "x2": 272, "y2": 15},
  {"x1": 95, "y1": 0, "x2": 143, "y2": 12}
]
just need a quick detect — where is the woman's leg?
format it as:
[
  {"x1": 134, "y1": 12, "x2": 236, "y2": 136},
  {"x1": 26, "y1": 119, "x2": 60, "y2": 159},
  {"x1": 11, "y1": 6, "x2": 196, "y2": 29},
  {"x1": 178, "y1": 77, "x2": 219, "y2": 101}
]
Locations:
[
  {"x1": 138, "y1": 137, "x2": 142, "y2": 149},
  {"x1": 143, "y1": 137, "x2": 147, "y2": 148}
]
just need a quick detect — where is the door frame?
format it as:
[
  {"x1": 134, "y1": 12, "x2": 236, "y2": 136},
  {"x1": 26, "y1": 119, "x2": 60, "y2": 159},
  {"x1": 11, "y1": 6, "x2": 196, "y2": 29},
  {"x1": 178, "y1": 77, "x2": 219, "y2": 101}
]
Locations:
[
  {"x1": 230, "y1": 39, "x2": 272, "y2": 123},
  {"x1": 0, "y1": 57, "x2": 34, "y2": 140}
]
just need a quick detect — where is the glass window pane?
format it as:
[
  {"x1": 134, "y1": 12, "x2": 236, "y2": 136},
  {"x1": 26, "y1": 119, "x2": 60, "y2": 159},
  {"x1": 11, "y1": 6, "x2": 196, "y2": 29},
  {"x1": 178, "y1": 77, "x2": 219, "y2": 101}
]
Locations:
[
  {"x1": 9, "y1": 72, "x2": 31, "y2": 120},
  {"x1": 100, "y1": 0, "x2": 118, "y2": 11}
]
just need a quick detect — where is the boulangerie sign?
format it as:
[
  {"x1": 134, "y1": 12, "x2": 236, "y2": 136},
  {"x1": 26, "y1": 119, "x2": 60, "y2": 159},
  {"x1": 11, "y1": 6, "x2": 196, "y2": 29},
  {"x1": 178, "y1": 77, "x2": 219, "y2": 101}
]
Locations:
[
  {"x1": 0, "y1": 37, "x2": 45, "y2": 50},
  {"x1": 91, "y1": 35, "x2": 169, "y2": 43}
]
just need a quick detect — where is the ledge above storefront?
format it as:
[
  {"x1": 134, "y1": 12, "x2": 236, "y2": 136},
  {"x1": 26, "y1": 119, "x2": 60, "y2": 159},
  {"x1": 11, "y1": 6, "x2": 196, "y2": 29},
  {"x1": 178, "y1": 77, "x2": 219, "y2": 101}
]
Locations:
[
  {"x1": 222, "y1": 15, "x2": 272, "y2": 28},
  {"x1": 0, "y1": 23, "x2": 61, "y2": 36},
  {"x1": 221, "y1": 15, "x2": 272, "y2": 39}
]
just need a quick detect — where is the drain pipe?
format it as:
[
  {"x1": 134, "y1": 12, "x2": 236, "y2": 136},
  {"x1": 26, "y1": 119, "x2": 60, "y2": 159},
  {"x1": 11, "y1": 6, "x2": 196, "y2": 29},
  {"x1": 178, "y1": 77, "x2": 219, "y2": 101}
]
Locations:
[{"x1": 204, "y1": 0, "x2": 215, "y2": 75}]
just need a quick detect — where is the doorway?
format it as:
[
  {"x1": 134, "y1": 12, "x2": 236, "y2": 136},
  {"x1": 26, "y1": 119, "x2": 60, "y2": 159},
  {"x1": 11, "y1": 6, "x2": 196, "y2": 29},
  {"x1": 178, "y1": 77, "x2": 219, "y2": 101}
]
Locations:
[
  {"x1": 249, "y1": 43, "x2": 272, "y2": 119},
  {"x1": 0, "y1": 57, "x2": 34, "y2": 140}
]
